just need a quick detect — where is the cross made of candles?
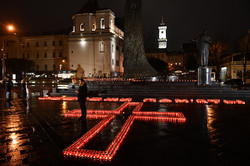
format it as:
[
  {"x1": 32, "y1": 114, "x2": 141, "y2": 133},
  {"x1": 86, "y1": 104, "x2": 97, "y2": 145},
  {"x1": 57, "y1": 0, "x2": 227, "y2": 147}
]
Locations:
[{"x1": 63, "y1": 102, "x2": 186, "y2": 162}]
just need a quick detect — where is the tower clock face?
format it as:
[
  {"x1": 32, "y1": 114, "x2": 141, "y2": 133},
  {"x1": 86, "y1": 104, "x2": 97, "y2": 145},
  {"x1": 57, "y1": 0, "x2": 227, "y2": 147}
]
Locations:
[{"x1": 159, "y1": 29, "x2": 166, "y2": 39}]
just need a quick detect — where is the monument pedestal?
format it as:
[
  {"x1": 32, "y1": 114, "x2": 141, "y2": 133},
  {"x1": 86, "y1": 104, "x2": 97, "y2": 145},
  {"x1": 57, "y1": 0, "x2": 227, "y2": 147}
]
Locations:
[{"x1": 198, "y1": 66, "x2": 212, "y2": 86}]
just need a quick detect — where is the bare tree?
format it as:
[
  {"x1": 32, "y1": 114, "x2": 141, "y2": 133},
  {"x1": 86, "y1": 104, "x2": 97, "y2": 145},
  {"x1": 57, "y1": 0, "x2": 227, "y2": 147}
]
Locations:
[
  {"x1": 209, "y1": 36, "x2": 228, "y2": 81},
  {"x1": 238, "y1": 30, "x2": 250, "y2": 84}
]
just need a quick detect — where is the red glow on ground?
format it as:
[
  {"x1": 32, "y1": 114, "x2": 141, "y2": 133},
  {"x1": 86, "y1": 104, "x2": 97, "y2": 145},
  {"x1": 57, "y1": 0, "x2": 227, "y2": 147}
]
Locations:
[
  {"x1": 223, "y1": 99, "x2": 245, "y2": 104},
  {"x1": 63, "y1": 102, "x2": 186, "y2": 161},
  {"x1": 175, "y1": 98, "x2": 189, "y2": 104},
  {"x1": 143, "y1": 98, "x2": 157, "y2": 103},
  {"x1": 38, "y1": 97, "x2": 245, "y2": 105}
]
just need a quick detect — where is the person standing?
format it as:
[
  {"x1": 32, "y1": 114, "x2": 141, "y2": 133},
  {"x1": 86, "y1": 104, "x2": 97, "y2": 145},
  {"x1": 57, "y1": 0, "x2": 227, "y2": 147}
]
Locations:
[
  {"x1": 75, "y1": 78, "x2": 87, "y2": 121},
  {"x1": 5, "y1": 76, "x2": 13, "y2": 101},
  {"x1": 21, "y1": 78, "x2": 27, "y2": 100}
]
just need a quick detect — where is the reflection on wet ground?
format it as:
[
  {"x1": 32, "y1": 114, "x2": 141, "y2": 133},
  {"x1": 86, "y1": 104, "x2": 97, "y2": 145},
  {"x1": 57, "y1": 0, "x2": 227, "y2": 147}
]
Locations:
[{"x1": 0, "y1": 96, "x2": 250, "y2": 165}]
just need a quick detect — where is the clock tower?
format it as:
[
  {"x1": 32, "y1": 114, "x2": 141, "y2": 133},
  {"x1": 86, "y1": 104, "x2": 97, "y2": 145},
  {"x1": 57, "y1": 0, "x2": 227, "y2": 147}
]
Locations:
[{"x1": 158, "y1": 17, "x2": 167, "y2": 49}]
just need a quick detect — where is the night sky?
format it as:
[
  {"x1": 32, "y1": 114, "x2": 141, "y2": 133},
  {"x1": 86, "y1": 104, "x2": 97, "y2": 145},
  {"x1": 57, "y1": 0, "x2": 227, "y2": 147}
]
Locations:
[{"x1": 1, "y1": 0, "x2": 250, "y2": 51}]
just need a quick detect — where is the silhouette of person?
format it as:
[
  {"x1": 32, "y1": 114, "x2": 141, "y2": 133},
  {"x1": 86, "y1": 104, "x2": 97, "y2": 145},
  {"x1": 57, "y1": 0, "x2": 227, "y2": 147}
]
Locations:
[
  {"x1": 21, "y1": 77, "x2": 27, "y2": 100},
  {"x1": 75, "y1": 78, "x2": 87, "y2": 122},
  {"x1": 5, "y1": 76, "x2": 13, "y2": 102}
]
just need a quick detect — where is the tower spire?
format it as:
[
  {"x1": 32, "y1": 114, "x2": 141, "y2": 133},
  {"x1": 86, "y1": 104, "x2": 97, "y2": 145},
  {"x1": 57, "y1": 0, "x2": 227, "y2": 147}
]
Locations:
[{"x1": 160, "y1": 16, "x2": 165, "y2": 25}]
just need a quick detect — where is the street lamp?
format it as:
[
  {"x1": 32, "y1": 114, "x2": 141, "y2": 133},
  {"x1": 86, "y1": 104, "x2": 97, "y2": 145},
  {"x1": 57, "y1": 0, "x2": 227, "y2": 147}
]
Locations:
[
  {"x1": 1, "y1": 24, "x2": 15, "y2": 80},
  {"x1": 7, "y1": 25, "x2": 14, "y2": 32}
]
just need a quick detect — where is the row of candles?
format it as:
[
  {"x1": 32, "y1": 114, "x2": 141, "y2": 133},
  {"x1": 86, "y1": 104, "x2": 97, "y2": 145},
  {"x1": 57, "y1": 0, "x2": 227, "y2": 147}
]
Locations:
[
  {"x1": 38, "y1": 96, "x2": 132, "y2": 102},
  {"x1": 144, "y1": 98, "x2": 245, "y2": 104},
  {"x1": 39, "y1": 96, "x2": 245, "y2": 105},
  {"x1": 64, "y1": 102, "x2": 186, "y2": 161},
  {"x1": 65, "y1": 102, "x2": 130, "y2": 118}
]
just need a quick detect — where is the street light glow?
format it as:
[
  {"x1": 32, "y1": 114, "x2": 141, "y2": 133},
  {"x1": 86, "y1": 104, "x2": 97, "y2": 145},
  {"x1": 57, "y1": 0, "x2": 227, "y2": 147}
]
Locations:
[{"x1": 7, "y1": 25, "x2": 14, "y2": 31}]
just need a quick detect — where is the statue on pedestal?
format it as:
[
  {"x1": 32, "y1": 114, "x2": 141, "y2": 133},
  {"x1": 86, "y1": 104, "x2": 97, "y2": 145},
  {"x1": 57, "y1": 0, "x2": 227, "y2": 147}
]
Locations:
[
  {"x1": 76, "y1": 64, "x2": 85, "y2": 79},
  {"x1": 193, "y1": 30, "x2": 212, "y2": 85},
  {"x1": 194, "y1": 30, "x2": 212, "y2": 66}
]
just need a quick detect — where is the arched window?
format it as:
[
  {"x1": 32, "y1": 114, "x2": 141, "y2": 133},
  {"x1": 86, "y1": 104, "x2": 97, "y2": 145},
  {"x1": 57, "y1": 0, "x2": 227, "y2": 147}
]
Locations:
[
  {"x1": 92, "y1": 24, "x2": 96, "y2": 31},
  {"x1": 110, "y1": 19, "x2": 113, "y2": 29},
  {"x1": 100, "y1": 18, "x2": 105, "y2": 29},
  {"x1": 80, "y1": 23, "x2": 85, "y2": 31},
  {"x1": 246, "y1": 70, "x2": 250, "y2": 79},
  {"x1": 237, "y1": 70, "x2": 242, "y2": 79},
  {"x1": 53, "y1": 64, "x2": 56, "y2": 71},
  {"x1": 100, "y1": 41, "x2": 105, "y2": 52}
]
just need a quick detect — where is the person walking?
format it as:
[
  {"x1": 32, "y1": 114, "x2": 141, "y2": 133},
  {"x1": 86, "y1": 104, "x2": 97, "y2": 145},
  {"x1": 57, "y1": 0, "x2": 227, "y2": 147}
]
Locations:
[{"x1": 75, "y1": 78, "x2": 87, "y2": 122}]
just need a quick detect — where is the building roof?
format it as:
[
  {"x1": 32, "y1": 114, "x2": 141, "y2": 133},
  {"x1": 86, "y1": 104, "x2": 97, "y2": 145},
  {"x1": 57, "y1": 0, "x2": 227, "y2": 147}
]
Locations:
[
  {"x1": 78, "y1": 0, "x2": 101, "y2": 14},
  {"x1": 145, "y1": 48, "x2": 167, "y2": 54}
]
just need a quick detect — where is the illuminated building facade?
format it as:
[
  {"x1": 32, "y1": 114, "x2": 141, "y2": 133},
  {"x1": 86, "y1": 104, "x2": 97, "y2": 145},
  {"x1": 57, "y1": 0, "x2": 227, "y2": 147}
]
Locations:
[
  {"x1": 220, "y1": 29, "x2": 250, "y2": 83},
  {"x1": 69, "y1": 0, "x2": 124, "y2": 77},
  {"x1": 21, "y1": 35, "x2": 69, "y2": 72},
  {"x1": 0, "y1": 0, "x2": 124, "y2": 78}
]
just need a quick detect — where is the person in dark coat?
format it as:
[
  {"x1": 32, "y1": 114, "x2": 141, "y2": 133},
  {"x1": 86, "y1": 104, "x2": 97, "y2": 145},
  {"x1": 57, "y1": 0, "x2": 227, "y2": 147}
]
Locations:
[
  {"x1": 5, "y1": 77, "x2": 13, "y2": 101},
  {"x1": 75, "y1": 78, "x2": 87, "y2": 121},
  {"x1": 21, "y1": 78, "x2": 27, "y2": 100}
]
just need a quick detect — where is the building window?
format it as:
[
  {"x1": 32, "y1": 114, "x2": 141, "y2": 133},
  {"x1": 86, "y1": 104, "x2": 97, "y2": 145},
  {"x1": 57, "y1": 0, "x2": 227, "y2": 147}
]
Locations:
[
  {"x1": 22, "y1": 43, "x2": 25, "y2": 48},
  {"x1": 100, "y1": 18, "x2": 105, "y2": 29},
  {"x1": 53, "y1": 64, "x2": 56, "y2": 71},
  {"x1": 53, "y1": 52, "x2": 56, "y2": 58},
  {"x1": 112, "y1": 44, "x2": 114, "y2": 53},
  {"x1": 45, "y1": 64, "x2": 47, "y2": 71},
  {"x1": 37, "y1": 53, "x2": 39, "y2": 58},
  {"x1": 59, "y1": 52, "x2": 62, "y2": 57},
  {"x1": 22, "y1": 54, "x2": 25, "y2": 59},
  {"x1": 116, "y1": 60, "x2": 119, "y2": 66},
  {"x1": 110, "y1": 19, "x2": 114, "y2": 29},
  {"x1": 80, "y1": 23, "x2": 85, "y2": 31},
  {"x1": 99, "y1": 42, "x2": 105, "y2": 52},
  {"x1": 92, "y1": 24, "x2": 95, "y2": 31},
  {"x1": 52, "y1": 41, "x2": 55, "y2": 46},
  {"x1": 44, "y1": 52, "x2": 47, "y2": 58},
  {"x1": 44, "y1": 41, "x2": 47, "y2": 46},
  {"x1": 112, "y1": 59, "x2": 114, "y2": 65},
  {"x1": 59, "y1": 41, "x2": 62, "y2": 46},
  {"x1": 27, "y1": 42, "x2": 30, "y2": 47},
  {"x1": 36, "y1": 42, "x2": 39, "y2": 47}
]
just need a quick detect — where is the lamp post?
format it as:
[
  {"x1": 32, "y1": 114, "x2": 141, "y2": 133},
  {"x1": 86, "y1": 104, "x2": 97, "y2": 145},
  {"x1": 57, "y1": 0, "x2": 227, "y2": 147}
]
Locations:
[{"x1": 1, "y1": 25, "x2": 15, "y2": 80}]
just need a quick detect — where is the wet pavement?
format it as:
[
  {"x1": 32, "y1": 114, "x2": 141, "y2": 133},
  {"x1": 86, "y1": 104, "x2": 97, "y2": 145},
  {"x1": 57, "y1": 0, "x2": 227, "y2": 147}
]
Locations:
[{"x1": 1, "y1": 88, "x2": 250, "y2": 165}]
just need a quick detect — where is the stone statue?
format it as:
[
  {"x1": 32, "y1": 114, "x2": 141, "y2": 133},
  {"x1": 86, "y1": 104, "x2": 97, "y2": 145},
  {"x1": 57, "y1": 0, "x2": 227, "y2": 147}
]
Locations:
[
  {"x1": 76, "y1": 64, "x2": 85, "y2": 79},
  {"x1": 123, "y1": 0, "x2": 157, "y2": 78},
  {"x1": 194, "y1": 30, "x2": 212, "y2": 66}
]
